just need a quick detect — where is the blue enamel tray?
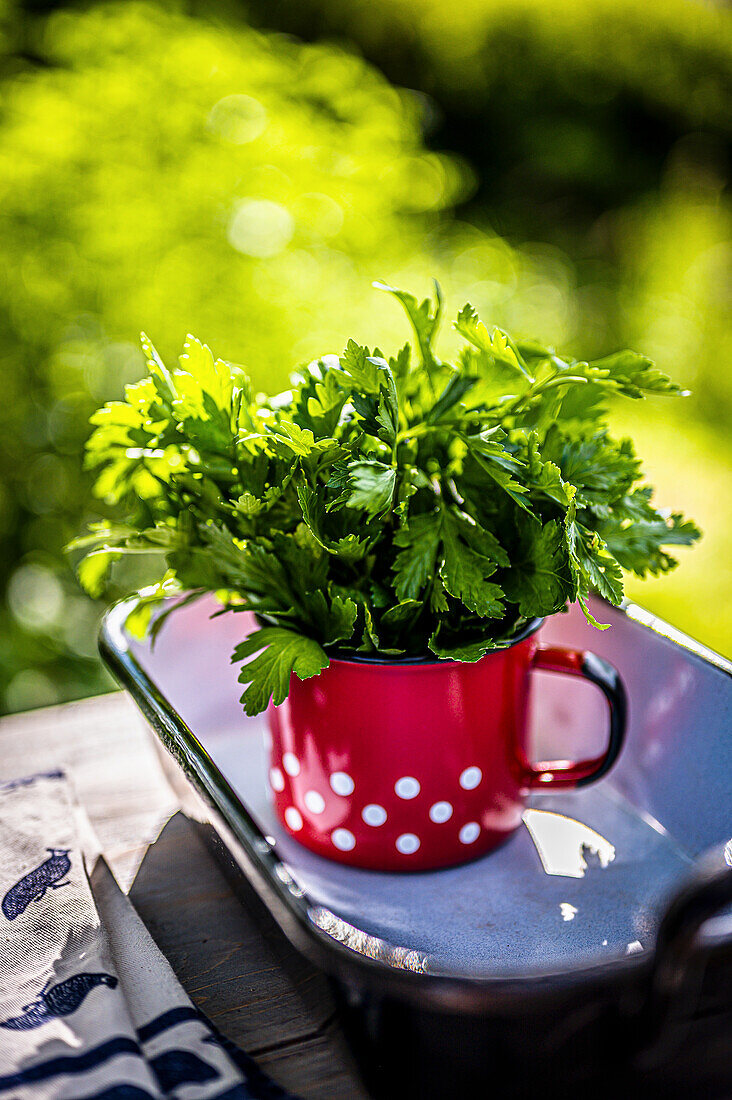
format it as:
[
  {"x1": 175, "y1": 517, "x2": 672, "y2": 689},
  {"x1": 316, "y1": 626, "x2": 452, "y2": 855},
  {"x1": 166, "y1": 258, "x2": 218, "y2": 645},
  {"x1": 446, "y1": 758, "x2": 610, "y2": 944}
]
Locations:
[{"x1": 101, "y1": 596, "x2": 732, "y2": 1098}]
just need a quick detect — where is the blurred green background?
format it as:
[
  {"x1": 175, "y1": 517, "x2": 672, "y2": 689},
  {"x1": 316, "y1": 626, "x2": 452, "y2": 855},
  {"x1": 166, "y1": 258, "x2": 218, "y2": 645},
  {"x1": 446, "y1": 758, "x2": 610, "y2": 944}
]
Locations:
[{"x1": 0, "y1": 0, "x2": 728, "y2": 712}]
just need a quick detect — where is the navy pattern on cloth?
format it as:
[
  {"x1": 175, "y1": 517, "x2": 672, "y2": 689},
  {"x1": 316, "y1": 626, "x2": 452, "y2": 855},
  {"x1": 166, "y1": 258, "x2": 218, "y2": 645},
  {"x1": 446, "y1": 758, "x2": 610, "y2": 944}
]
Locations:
[
  {"x1": 0, "y1": 973, "x2": 119, "y2": 1031},
  {"x1": 2, "y1": 849, "x2": 72, "y2": 921},
  {"x1": 0, "y1": 772, "x2": 298, "y2": 1100}
]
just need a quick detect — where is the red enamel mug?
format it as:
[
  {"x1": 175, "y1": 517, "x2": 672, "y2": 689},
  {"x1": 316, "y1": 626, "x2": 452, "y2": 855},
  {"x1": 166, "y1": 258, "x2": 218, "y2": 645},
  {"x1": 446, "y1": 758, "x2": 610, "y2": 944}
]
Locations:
[{"x1": 267, "y1": 620, "x2": 627, "y2": 871}]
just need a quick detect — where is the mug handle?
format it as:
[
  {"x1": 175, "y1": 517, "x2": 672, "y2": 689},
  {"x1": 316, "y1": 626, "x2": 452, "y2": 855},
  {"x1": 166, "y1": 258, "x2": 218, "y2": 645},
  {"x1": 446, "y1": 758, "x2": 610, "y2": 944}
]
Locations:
[{"x1": 521, "y1": 644, "x2": 628, "y2": 789}]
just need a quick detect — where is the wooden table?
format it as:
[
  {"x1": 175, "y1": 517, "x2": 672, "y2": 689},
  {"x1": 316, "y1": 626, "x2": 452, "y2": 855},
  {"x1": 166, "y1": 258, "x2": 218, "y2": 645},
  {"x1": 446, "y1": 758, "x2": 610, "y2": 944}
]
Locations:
[{"x1": 0, "y1": 692, "x2": 368, "y2": 1099}]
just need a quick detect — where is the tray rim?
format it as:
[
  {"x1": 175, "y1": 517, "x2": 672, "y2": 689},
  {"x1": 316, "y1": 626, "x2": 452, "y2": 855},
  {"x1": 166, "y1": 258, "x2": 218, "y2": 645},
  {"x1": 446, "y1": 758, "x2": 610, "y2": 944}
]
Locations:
[{"x1": 99, "y1": 594, "x2": 732, "y2": 1012}]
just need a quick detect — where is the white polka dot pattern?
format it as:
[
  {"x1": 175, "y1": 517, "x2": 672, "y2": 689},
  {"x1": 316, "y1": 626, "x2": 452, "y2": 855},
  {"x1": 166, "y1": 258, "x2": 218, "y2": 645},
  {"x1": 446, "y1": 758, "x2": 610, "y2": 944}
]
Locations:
[
  {"x1": 459, "y1": 766, "x2": 482, "y2": 790},
  {"x1": 283, "y1": 752, "x2": 300, "y2": 777},
  {"x1": 396, "y1": 833, "x2": 420, "y2": 854},
  {"x1": 459, "y1": 822, "x2": 480, "y2": 844},
  {"x1": 330, "y1": 771, "x2": 354, "y2": 796},
  {"x1": 395, "y1": 776, "x2": 420, "y2": 800},
  {"x1": 272, "y1": 751, "x2": 495, "y2": 863},
  {"x1": 362, "y1": 804, "x2": 387, "y2": 827},
  {"x1": 304, "y1": 790, "x2": 325, "y2": 815},
  {"x1": 332, "y1": 828, "x2": 356, "y2": 851},
  {"x1": 284, "y1": 806, "x2": 303, "y2": 831}
]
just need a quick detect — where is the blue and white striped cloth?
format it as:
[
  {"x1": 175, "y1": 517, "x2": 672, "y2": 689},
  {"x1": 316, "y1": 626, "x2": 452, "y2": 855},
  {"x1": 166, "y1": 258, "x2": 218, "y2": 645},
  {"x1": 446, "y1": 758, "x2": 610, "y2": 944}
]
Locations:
[{"x1": 0, "y1": 771, "x2": 295, "y2": 1099}]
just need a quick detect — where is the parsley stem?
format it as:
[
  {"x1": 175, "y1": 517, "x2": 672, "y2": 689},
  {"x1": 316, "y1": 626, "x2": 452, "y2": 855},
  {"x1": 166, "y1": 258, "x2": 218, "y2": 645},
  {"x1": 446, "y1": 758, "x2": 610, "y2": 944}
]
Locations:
[
  {"x1": 533, "y1": 374, "x2": 590, "y2": 392},
  {"x1": 395, "y1": 422, "x2": 434, "y2": 444},
  {"x1": 396, "y1": 415, "x2": 474, "y2": 444}
]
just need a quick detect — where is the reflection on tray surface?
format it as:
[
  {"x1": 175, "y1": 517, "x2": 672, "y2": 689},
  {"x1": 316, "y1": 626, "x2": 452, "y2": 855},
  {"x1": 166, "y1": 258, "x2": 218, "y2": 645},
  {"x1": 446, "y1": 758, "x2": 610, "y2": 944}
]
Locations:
[
  {"x1": 522, "y1": 809, "x2": 616, "y2": 878},
  {"x1": 310, "y1": 906, "x2": 428, "y2": 973}
]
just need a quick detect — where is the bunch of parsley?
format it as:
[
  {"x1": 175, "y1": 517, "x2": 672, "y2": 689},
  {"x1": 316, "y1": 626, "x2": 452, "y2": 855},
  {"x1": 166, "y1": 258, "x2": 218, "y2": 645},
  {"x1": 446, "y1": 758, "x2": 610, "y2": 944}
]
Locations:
[{"x1": 72, "y1": 283, "x2": 700, "y2": 715}]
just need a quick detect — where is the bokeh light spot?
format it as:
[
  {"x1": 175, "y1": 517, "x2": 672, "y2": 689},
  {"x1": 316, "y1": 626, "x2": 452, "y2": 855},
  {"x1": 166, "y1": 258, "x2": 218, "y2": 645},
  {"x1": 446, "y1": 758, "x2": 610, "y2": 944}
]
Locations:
[
  {"x1": 227, "y1": 199, "x2": 295, "y2": 258},
  {"x1": 208, "y1": 94, "x2": 268, "y2": 145}
]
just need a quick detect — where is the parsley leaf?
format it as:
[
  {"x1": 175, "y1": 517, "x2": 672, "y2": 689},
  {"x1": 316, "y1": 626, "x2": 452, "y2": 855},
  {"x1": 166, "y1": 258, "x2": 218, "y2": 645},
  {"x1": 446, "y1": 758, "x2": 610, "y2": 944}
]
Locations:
[
  {"x1": 234, "y1": 627, "x2": 329, "y2": 716},
  {"x1": 440, "y1": 509, "x2": 505, "y2": 618},
  {"x1": 346, "y1": 460, "x2": 397, "y2": 518},
  {"x1": 502, "y1": 519, "x2": 574, "y2": 617},
  {"x1": 392, "y1": 511, "x2": 442, "y2": 601},
  {"x1": 375, "y1": 280, "x2": 443, "y2": 374}
]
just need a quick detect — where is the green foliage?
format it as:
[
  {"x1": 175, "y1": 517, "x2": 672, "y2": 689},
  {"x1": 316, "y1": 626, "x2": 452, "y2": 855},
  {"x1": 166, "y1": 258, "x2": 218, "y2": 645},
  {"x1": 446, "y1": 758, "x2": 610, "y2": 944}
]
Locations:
[
  {"x1": 617, "y1": 183, "x2": 732, "y2": 431},
  {"x1": 241, "y1": 0, "x2": 731, "y2": 221},
  {"x1": 0, "y1": 1, "x2": 467, "y2": 710},
  {"x1": 243, "y1": 0, "x2": 732, "y2": 436},
  {"x1": 75, "y1": 284, "x2": 699, "y2": 714}
]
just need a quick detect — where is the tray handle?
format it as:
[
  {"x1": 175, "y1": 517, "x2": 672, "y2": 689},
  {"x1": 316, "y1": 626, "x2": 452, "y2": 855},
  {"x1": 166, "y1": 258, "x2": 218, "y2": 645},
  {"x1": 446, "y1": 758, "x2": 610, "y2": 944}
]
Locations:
[{"x1": 640, "y1": 845, "x2": 732, "y2": 1065}]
